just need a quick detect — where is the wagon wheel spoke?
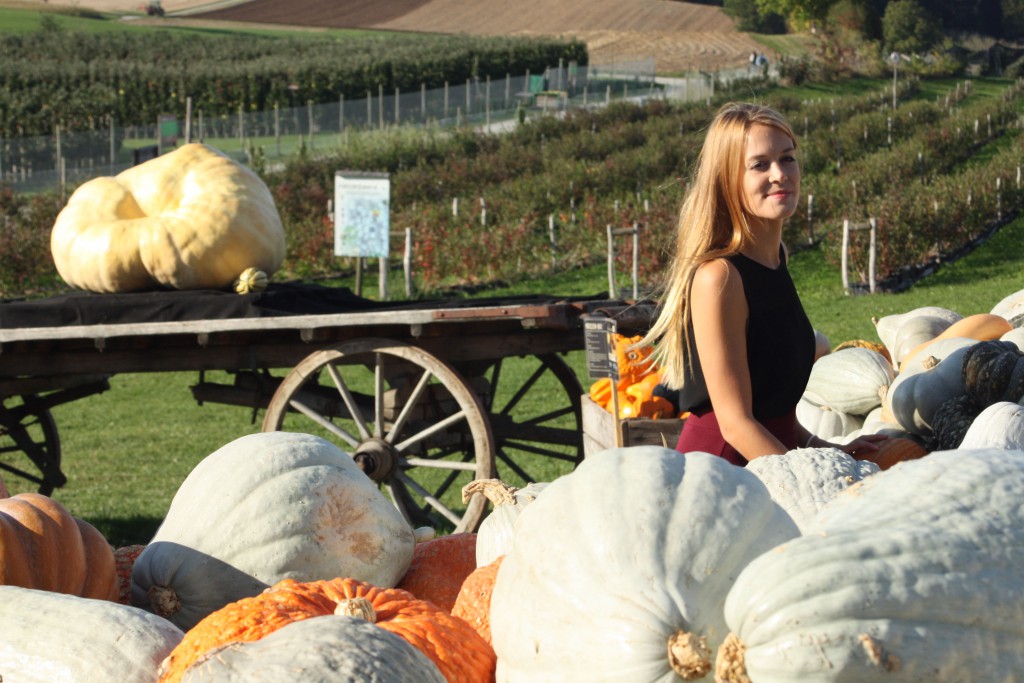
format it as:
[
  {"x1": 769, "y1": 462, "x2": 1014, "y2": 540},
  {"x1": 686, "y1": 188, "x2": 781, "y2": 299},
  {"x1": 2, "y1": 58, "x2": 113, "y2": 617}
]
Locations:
[
  {"x1": 467, "y1": 353, "x2": 583, "y2": 486},
  {"x1": 325, "y1": 362, "x2": 371, "y2": 441},
  {"x1": 262, "y1": 338, "x2": 494, "y2": 533},
  {"x1": 394, "y1": 470, "x2": 463, "y2": 527},
  {"x1": 289, "y1": 397, "x2": 361, "y2": 449},
  {"x1": 0, "y1": 396, "x2": 65, "y2": 495}
]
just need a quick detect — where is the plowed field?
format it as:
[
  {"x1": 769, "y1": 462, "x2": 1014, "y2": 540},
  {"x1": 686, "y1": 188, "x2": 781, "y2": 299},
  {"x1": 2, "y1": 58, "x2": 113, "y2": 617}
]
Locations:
[
  {"x1": 190, "y1": 0, "x2": 762, "y2": 72},
  {"x1": 16, "y1": 0, "x2": 763, "y2": 73}
]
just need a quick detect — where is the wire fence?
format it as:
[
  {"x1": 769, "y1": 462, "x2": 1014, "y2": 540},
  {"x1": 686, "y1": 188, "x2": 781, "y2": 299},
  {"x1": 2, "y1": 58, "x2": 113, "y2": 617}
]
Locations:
[{"x1": 0, "y1": 56, "x2": 773, "y2": 194}]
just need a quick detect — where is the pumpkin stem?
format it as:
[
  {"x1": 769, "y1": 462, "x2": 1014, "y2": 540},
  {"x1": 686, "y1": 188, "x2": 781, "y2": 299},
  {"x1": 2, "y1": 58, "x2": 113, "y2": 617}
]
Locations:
[
  {"x1": 713, "y1": 633, "x2": 751, "y2": 683},
  {"x1": 922, "y1": 355, "x2": 939, "y2": 370},
  {"x1": 666, "y1": 629, "x2": 711, "y2": 680},
  {"x1": 461, "y1": 479, "x2": 518, "y2": 506},
  {"x1": 148, "y1": 584, "x2": 182, "y2": 618},
  {"x1": 335, "y1": 597, "x2": 377, "y2": 623}
]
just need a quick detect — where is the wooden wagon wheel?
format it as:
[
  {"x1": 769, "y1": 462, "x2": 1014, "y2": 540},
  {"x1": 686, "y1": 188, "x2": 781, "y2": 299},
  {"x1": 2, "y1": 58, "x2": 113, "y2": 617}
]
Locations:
[
  {"x1": 261, "y1": 338, "x2": 495, "y2": 533},
  {"x1": 0, "y1": 395, "x2": 66, "y2": 496},
  {"x1": 457, "y1": 353, "x2": 584, "y2": 485}
]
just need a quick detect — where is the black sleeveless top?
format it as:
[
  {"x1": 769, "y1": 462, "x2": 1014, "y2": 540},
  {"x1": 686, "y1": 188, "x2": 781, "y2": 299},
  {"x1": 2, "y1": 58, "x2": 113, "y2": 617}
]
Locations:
[{"x1": 675, "y1": 247, "x2": 816, "y2": 420}]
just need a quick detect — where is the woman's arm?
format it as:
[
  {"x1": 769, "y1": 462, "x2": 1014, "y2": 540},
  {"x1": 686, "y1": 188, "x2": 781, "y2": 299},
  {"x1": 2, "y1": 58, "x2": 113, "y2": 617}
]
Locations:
[{"x1": 690, "y1": 258, "x2": 788, "y2": 461}]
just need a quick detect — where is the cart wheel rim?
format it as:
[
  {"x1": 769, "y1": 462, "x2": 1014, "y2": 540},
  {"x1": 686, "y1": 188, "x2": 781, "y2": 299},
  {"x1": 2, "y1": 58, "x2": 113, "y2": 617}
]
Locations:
[{"x1": 262, "y1": 338, "x2": 494, "y2": 533}]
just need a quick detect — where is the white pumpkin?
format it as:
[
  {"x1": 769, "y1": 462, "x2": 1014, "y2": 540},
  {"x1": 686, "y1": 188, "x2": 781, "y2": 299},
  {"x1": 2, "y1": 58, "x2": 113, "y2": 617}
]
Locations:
[
  {"x1": 960, "y1": 401, "x2": 1024, "y2": 449},
  {"x1": 887, "y1": 314, "x2": 957, "y2": 366},
  {"x1": 490, "y1": 446, "x2": 799, "y2": 682},
  {"x1": 717, "y1": 448, "x2": 1024, "y2": 682},
  {"x1": 179, "y1": 615, "x2": 446, "y2": 683},
  {"x1": 873, "y1": 306, "x2": 961, "y2": 360},
  {"x1": 1000, "y1": 327, "x2": 1024, "y2": 350},
  {"x1": 894, "y1": 336, "x2": 975, "y2": 377},
  {"x1": 131, "y1": 432, "x2": 415, "y2": 631},
  {"x1": 463, "y1": 479, "x2": 549, "y2": 567},
  {"x1": 797, "y1": 394, "x2": 864, "y2": 440},
  {"x1": 745, "y1": 447, "x2": 878, "y2": 533},
  {"x1": 884, "y1": 345, "x2": 971, "y2": 435},
  {"x1": 0, "y1": 585, "x2": 184, "y2": 683},
  {"x1": 991, "y1": 286, "x2": 1024, "y2": 325},
  {"x1": 804, "y1": 347, "x2": 894, "y2": 415},
  {"x1": 838, "y1": 406, "x2": 916, "y2": 443}
]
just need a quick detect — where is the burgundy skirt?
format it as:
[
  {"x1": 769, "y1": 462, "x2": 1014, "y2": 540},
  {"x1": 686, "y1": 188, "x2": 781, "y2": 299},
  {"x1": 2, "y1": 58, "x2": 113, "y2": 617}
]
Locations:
[{"x1": 675, "y1": 408, "x2": 799, "y2": 467}]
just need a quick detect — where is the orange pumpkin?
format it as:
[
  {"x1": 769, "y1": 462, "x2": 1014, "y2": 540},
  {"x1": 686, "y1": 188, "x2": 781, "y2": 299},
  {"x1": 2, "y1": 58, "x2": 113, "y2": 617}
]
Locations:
[
  {"x1": 0, "y1": 493, "x2": 118, "y2": 601},
  {"x1": 396, "y1": 532, "x2": 478, "y2": 613},
  {"x1": 852, "y1": 436, "x2": 929, "y2": 471},
  {"x1": 452, "y1": 556, "x2": 503, "y2": 645},
  {"x1": 614, "y1": 334, "x2": 653, "y2": 386},
  {"x1": 158, "y1": 577, "x2": 495, "y2": 683},
  {"x1": 589, "y1": 377, "x2": 613, "y2": 408},
  {"x1": 899, "y1": 313, "x2": 1013, "y2": 375}
]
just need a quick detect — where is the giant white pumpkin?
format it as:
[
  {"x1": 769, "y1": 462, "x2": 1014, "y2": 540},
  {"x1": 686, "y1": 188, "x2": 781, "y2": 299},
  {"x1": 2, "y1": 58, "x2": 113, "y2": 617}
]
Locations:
[
  {"x1": 0, "y1": 585, "x2": 184, "y2": 683},
  {"x1": 717, "y1": 448, "x2": 1024, "y2": 681},
  {"x1": 131, "y1": 432, "x2": 415, "y2": 631},
  {"x1": 489, "y1": 446, "x2": 799, "y2": 681},
  {"x1": 51, "y1": 143, "x2": 285, "y2": 293}
]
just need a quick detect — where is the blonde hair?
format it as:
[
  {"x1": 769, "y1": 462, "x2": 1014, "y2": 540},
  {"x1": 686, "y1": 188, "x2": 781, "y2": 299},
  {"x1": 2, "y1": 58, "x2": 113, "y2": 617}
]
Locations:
[{"x1": 640, "y1": 102, "x2": 797, "y2": 389}]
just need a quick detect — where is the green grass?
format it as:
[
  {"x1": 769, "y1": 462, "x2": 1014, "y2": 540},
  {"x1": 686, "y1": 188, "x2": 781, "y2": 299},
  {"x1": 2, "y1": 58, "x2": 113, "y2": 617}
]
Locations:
[{"x1": 5, "y1": 209, "x2": 1023, "y2": 545}]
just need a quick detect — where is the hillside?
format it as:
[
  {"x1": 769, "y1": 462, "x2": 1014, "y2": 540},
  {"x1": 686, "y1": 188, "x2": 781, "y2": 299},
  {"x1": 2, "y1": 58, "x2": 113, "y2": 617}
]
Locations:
[{"x1": 11, "y1": 0, "x2": 766, "y2": 73}]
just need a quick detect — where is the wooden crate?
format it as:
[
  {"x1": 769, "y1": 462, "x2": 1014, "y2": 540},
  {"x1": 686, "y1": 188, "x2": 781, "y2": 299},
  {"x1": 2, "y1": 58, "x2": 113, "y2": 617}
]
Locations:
[{"x1": 582, "y1": 395, "x2": 685, "y2": 457}]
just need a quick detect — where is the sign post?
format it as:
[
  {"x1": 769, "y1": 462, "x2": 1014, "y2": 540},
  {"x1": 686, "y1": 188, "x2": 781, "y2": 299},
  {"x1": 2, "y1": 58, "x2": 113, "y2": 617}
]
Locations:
[
  {"x1": 583, "y1": 315, "x2": 622, "y2": 447},
  {"x1": 334, "y1": 171, "x2": 391, "y2": 296}
]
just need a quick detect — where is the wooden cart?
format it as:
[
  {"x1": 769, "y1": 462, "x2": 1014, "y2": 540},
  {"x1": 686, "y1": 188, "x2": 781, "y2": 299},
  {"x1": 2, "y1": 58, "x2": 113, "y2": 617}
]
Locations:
[{"x1": 0, "y1": 286, "x2": 653, "y2": 532}]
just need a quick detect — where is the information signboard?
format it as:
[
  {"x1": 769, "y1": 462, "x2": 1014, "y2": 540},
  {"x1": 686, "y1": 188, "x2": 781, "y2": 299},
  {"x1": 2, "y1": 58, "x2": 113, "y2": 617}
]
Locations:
[
  {"x1": 334, "y1": 172, "x2": 391, "y2": 257},
  {"x1": 583, "y1": 315, "x2": 619, "y2": 381}
]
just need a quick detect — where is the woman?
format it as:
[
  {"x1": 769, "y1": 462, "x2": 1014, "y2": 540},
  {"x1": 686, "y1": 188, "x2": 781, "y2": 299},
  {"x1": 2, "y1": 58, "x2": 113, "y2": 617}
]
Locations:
[{"x1": 641, "y1": 102, "x2": 885, "y2": 465}]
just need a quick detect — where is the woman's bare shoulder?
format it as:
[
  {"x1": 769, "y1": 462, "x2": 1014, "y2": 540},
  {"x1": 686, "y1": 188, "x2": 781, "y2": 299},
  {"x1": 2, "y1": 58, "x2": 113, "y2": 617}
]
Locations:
[{"x1": 692, "y1": 257, "x2": 740, "y2": 297}]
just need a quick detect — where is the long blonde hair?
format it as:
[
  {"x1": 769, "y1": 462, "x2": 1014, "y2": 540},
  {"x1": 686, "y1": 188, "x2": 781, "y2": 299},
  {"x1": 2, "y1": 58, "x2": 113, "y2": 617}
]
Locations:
[{"x1": 640, "y1": 102, "x2": 798, "y2": 389}]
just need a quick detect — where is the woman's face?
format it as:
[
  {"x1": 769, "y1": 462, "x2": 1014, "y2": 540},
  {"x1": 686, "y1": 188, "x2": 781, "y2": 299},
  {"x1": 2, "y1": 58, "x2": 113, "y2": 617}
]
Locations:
[{"x1": 741, "y1": 123, "x2": 800, "y2": 229}]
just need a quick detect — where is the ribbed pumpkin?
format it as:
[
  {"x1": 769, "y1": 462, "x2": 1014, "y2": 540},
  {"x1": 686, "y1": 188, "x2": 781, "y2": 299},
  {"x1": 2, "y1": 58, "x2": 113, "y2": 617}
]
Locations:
[
  {"x1": 746, "y1": 448, "x2": 878, "y2": 533},
  {"x1": 873, "y1": 307, "x2": 961, "y2": 365},
  {"x1": 798, "y1": 394, "x2": 864, "y2": 440},
  {"x1": 158, "y1": 577, "x2": 496, "y2": 683},
  {"x1": 0, "y1": 584, "x2": 184, "y2": 683},
  {"x1": 717, "y1": 448, "x2": 1024, "y2": 681},
  {"x1": 131, "y1": 432, "x2": 415, "y2": 631},
  {"x1": 960, "y1": 401, "x2": 1024, "y2": 450},
  {"x1": 50, "y1": 143, "x2": 285, "y2": 293},
  {"x1": 179, "y1": 615, "x2": 447, "y2": 682},
  {"x1": 452, "y1": 556, "x2": 503, "y2": 645},
  {"x1": 885, "y1": 345, "x2": 971, "y2": 436},
  {"x1": 490, "y1": 447, "x2": 799, "y2": 681},
  {"x1": 961, "y1": 339, "x2": 1024, "y2": 406},
  {"x1": 0, "y1": 492, "x2": 118, "y2": 601},
  {"x1": 396, "y1": 532, "x2": 478, "y2": 613},
  {"x1": 803, "y1": 347, "x2": 894, "y2": 416},
  {"x1": 465, "y1": 479, "x2": 549, "y2": 568}
]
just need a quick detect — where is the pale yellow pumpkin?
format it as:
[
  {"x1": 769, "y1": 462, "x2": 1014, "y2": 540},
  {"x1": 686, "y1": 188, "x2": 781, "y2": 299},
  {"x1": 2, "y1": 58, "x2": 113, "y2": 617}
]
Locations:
[{"x1": 51, "y1": 143, "x2": 286, "y2": 293}]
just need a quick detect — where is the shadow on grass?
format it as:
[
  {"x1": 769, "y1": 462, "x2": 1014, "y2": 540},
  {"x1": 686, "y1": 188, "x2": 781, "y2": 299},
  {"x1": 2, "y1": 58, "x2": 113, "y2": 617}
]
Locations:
[{"x1": 92, "y1": 515, "x2": 164, "y2": 547}]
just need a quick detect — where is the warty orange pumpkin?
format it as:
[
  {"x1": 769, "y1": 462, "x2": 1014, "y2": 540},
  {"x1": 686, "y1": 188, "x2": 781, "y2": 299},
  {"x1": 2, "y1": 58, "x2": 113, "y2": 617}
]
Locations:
[{"x1": 158, "y1": 576, "x2": 495, "y2": 683}]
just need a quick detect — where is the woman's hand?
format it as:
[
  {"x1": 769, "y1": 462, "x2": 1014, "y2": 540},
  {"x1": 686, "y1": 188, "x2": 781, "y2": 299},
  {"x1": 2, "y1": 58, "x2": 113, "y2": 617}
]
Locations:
[{"x1": 837, "y1": 433, "x2": 890, "y2": 458}]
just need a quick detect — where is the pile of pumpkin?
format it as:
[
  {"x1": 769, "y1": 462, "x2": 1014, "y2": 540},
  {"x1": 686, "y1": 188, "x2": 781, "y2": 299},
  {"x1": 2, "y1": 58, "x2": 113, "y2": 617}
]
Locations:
[
  {"x1": 799, "y1": 286, "x2": 1024, "y2": 457},
  {"x1": 4, "y1": 425, "x2": 1024, "y2": 680}
]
